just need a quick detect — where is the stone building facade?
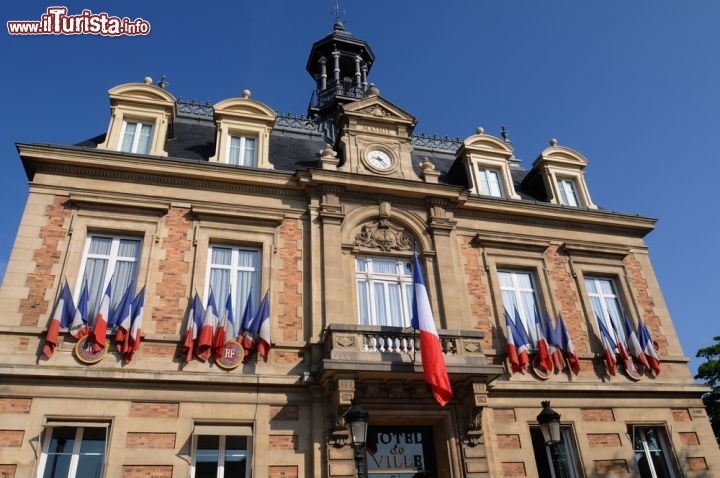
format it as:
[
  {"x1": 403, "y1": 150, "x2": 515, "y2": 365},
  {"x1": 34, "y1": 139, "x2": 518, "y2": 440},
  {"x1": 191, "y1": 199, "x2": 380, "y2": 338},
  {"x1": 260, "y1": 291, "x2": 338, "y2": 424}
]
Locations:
[{"x1": 0, "y1": 19, "x2": 718, "y2": 478}]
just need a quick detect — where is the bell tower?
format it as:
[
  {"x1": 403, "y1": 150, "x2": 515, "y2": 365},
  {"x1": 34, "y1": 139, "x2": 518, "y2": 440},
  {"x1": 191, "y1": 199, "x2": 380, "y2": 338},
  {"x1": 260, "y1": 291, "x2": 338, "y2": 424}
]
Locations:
[{"x1": 306, "y1": 16, "x2": 375, "y2": 142}]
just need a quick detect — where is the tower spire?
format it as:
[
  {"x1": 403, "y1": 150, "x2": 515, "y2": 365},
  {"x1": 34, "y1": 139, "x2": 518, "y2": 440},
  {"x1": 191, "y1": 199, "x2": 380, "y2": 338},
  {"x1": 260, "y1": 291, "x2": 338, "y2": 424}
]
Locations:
[{"x1": 333, "y1": 0, "x2": 344, "y2": 31}]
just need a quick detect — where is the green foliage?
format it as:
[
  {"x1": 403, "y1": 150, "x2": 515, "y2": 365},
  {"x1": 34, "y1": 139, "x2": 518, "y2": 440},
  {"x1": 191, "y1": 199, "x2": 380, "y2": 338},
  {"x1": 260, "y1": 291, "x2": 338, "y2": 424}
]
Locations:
[{"x1": 695, "y1": 336, "x2": 720, "y2": 444}]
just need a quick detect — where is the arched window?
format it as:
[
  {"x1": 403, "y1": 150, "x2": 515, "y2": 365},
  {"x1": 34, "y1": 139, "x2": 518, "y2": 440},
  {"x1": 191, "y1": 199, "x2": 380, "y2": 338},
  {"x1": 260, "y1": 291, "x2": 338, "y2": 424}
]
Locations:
[{"x1": 355, "y1": 255, "x2": 414, "y2": 328}]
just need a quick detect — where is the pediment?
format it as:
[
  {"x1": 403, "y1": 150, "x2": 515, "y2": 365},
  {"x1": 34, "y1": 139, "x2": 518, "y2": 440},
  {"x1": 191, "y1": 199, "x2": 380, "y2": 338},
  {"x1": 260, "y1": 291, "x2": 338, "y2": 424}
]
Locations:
[
  {"x1": 108, "y1": 83, "x2": 176, "y2": 106},
  {"x1": 458, "y1": 132, "x2": 514, "y2": 158},
  {"x1": 213, "y1": 98, "x2": 276, "y2": 123},
  {"x1": 535, "y1": 145, "x2": 588, "y2": 168},
  {"x1": 341, "y1": 95, "x2": 416, "y2": 125}
]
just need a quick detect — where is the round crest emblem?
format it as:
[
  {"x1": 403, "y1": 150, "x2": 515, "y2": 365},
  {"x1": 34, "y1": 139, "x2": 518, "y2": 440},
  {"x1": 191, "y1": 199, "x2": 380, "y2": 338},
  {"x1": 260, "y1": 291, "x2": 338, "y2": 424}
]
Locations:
[
  {"x1": 74, "y1": 335, "x2": 108, "y2": 364},
  {"x1": 216, "y1": 340, "x2": 244, "y2": 370},
  {"x1": 532, "y1": 356, "x2": 554, "y2": 380},
  {"x1": 622, "y1": 358, "x2": 643, "y2": 381}
]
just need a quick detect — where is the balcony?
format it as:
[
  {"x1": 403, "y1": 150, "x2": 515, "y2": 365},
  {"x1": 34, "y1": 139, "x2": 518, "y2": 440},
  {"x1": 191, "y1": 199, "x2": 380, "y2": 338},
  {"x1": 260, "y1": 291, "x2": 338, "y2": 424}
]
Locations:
[{"x1": 315, "y1": 324, "x2": 504, "y2": 382}]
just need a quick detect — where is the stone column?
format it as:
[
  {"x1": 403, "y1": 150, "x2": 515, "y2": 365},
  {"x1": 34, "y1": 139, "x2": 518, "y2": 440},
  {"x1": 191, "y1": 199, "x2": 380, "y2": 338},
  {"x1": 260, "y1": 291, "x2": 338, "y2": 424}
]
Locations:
[
  {"x1": 332, "y1": 49, "x2": 341, "y2": 92},
  {"x1": 361, "y1": 64, "x2": 368, "y2": 90},
  {"x1": 319, "y1": 56, "x2": 328, "y2": 91},
  {"x1": 354, "y1": 55, "x2": 362, "y2": 90},
  {"x1": 319, "y1": 186, "x2": 345, "y2": 327}
]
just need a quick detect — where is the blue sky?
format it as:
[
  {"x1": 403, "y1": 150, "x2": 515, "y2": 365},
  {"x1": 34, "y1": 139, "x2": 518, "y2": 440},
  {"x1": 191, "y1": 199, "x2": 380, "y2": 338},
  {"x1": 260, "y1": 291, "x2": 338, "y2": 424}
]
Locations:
[{"x1": 1, "y1": 1, "x2": 718, "y2": 373}]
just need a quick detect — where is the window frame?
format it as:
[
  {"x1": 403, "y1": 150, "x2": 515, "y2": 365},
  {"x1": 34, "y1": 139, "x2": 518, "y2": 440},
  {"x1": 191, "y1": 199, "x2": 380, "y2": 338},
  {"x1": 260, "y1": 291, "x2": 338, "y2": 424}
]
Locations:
[
  {"x1": 204, "y1": 244, "x2": 262, "y2": 315},
  {"x1": 36, "y1": 424, "x2": 108, "y2": 478},
  {"x1": 74, "y1": 233, "x2": 143, "y2": 314},
  {"x1": 118, "y1": 119, "x2": 154, "y2": 155},
  {"x1": 476, "y1": 167, "x2": 504, "y2": 198},
  {"x1": 556, "y1": 177, "x2": 581, "y2": 207},
  {"x1": 529, "y1": 425, "x2": 583, "y2": 478},
  {"x1": 355, "y1": 255, "x2": 414, "y2": 328},
  {"x1": 190, "y1": 432, "x2": 253, "y2": 478},
  {"x1": 631, "y1": 425, "x2": 678, "y2": 478},
  {"x1": 497, "y1": 269, "x2": 542, "y2": 346},
  {"x1": 227, "y1": 134, "x2": 258, "y2": 167},
  {"x1": 584, "y1": 276, "x2": 627, "y2": 344}
]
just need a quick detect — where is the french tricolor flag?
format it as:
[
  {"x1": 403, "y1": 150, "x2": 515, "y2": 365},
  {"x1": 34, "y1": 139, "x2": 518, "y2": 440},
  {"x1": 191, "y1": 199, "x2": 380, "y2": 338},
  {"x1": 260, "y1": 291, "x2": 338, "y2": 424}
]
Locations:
[
  {"x1": 596, "y1": 315, "x2": 617, "y2": 376},
  {"x1": 214, "y1": 293, "x2": 235, "y2": 359},
  {"x1": 504, "y1": 310, "x2": 522, "y2": 373},
  {"x1": 623, "y1": 314, "x2": 649, "y2": 369},
  {"x1": 196, "y1": 290, "x2": 218, "y2": 362},
  {"x1": 115, "y1": 286, "x2": 134, "y2": 354},
  {"x1": 43, "y1": 281, "x2": 76, "y2": 359},
  {"x1": 181, "y1": 291, "x2": 204, "y2": 364},
  {"x1": 557, "y1": 314, "x2": 580, "y2": 375},
  {"x1": 545, "y1": 312, "x2": 566, "y2": 371},
  {"x1": 638, "y1": 319, "x2": 661, "y2": 376},
  {"x1": 89, "y1": 279, "x2": 112, "y2": 353},
  {"x1": 252, "y1": 290, "x2": 271, "y2": 362},
  {"x1": 534, "y1": 309, "x2": 554, "y2": 373},
  {"x1": 125, "y1": 287, "x2": 145, "y2": 363},
  {"x1": 512, "y1": 307, "x2": 532, "y2": 372},
  {"x1": 69, "y1": 282, "x2": 90, "y2": 339},
  {"x1": 238, "y1": 291, "x2": 255, "y2": 360},
  {"x1": 411, "y1": 251, "x2": 452, "y2": 406}
]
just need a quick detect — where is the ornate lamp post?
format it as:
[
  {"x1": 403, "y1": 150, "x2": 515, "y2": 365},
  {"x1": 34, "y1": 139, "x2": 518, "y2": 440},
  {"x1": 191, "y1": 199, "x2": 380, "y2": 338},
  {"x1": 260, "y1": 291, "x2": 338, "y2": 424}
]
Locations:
[
  {"x1": 537, "y1": 401, "x2": 566, "y2": 478},
  {"x1": 346, "y1": 399, "x2": 370, "y2": 478}
]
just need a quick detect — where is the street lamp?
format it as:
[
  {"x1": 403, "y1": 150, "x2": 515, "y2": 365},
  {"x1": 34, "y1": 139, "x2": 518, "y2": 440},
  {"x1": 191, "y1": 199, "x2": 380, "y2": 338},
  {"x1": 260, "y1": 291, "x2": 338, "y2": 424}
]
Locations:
[
  {"x1": 537, "y1": 401, "x2": 566, "y2": 478},
  {"x1": 346, "y1": 399, "x2": 369, "y2": 478}
]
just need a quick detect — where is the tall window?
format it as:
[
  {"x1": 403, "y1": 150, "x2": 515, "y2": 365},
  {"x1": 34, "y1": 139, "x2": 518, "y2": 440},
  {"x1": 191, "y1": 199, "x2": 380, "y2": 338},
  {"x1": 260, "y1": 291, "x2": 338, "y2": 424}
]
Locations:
[
  {"x1": 356, "y1": 256, "x2": 414, "y2": 328},
  {"x1": 78, "y1": 235, "x2": 142, "y2": 321},
  {"x1": 191, "y1": 426, "x2": 252, "y2": 478},
  {"x1": 37, "y1": 424, "x2": 107, "y2": 478},
  {"x1": 585, "y1": 277, "x2": 625, "y2": 344},
  {"x1": 228, "y1": 135, "x2": 257, "y2": 167},
  {"x1": 206, "y1": 245, "x2": 261, "y2": 323},
  {"x1": 477, "y1": 168, "x2": 503, "y2": 197},
  {"x1": 530, "y1": 426, "x2": 582, "y2": 478},
  {"x1": 556, "y1": 178, "x2": 580, "y2": 207},
  {"x1": 498, "y1": 270, "x2": 541, "y2": 344},
  {"x1": 119, "y1": 120, "x2": 153, "y2": 154},
  {"x1": 632, "y1": 426, "x2": 677, "y2": 478}
]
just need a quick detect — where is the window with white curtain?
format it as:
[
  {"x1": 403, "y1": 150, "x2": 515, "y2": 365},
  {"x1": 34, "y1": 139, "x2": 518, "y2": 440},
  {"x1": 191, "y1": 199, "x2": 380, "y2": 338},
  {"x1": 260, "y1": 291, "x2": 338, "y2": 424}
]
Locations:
[
  {"x1": 77, "y1": 235, "x2": 142, "y2": 322},
  {"x1": 227, "y1": 135, "x2": 257, "y2": 167},
  {"x1": 498, "y1": 270, "x2": 541, "y2": 346},
  {"x1": 119, "y1": 120, "x2": 153, "y2": 154},
  {"x1": 530, "y1": 426, "x2": 582, "y2": 478},
  {"x1": 631, "y1": 426, "x2": 677, "y2": 478},
  {"x1": 205, "y1": 246, "x2": 261, "y2": 325},
  {"x1": 585, "y1": 277, "x2": 626, "y2": 344},
  {"x1": 556, "y1": 178, "x2": 580, "y2": 207},
  {"x1": 36, "y1": 424, "x2": 108, "y2": 478},
  {"x1": 356, "y1": 256, "x2": 414, "y2": 328},
  {"x1": 477, "y1": 168, "x2": 503, "y2": 197},
  {"x1": 191, "y1": 427, "x2": 252, "y2": 478}
]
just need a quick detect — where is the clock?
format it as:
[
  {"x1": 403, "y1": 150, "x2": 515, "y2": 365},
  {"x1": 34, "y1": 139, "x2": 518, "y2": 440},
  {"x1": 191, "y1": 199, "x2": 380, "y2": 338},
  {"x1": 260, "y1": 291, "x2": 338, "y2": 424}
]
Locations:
[{"x1": 366, "y1": 150, "x2": 394, "y2": 171}]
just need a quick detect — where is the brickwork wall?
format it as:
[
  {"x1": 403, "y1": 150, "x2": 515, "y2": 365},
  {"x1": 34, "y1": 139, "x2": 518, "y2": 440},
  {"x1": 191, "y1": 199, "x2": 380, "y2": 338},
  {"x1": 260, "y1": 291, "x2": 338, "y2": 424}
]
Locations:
[
  {"x1": 582, "y1": 408, "x2": 615, "y2": 422},
  {"x1": 544, "y1": 245, "x2": 588, "y2": 353},
  {"x1": 497, "y1": 434, "x2": 521, "y2": 449},
  {"x1": 624, "y1": 253, "x2": 668, "y2": 354},
  {"x1": 501, "y1": 462, "x2": 526, "y2": 476},
  {"x1": 269, "y1": 434, "x2": 298, "y2": 450},
  {"x1": 587, "y1": 433, "x2": 621, "y2": 447},
  {"x1": 0, "y1": 398, "x2": 31, "y2": 414},
  {"x1": 0, "y1": 465, "x2": 16, "y2": 478},
  {"x1": 671, "y1": 409, "x2": 691, "y2": 422},
  {"x1": 688, "y1": 457, "x2": 709, "y2": 471},
  {"x1": 460, "y1": 237, "x2": 493, "y2": 349},
  {"x1": 129, "y1": 402, "x2": 179, "y2": 418},
  {"x1": 493, "y1": 408, "x2": 516, "y2": 422},
  {"x1": 594, "y1": 459, "x2": 628, "y2": 473},
  {"x1": 0, "y1": 430, "x2": 23, "y2": 447},
  {"x1": 270, "y1": 405, "x2": 298, "y2": 421},
  {"x1": 19, "y1": 195, "x2": 70, "y2": 327},
  {"x1": 121, "y1": 466, "x2": 173, "y2": 478},
  {"x1": 152, "y1": 207, "x2": 192, "y2": 334},
  {"x1": 126, "y1": 432, "x2": 176, "y2": 449},
  {"x1": 268, "y1": 466, "x2": 298, "y2": 478},
  {"x1": 276, "y1": 219, "x2": 303, "y2": 343},
  {"x1": 679, "y1": 432, "x2": 700, "y2": 446}
]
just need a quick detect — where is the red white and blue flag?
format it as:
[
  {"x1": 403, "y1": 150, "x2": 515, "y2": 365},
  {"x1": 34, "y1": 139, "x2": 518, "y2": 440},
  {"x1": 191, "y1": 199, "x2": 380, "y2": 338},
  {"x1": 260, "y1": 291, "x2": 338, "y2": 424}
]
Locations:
[
  {"x1": 596, "y1": 314, "x2": 617, "y2": 376},
  {"x1": 638, "y1": 319, "x2": 661, "y2": 375},
  {"x1": 181, "y1": 291, "x2": 204, "y2": 364},
  {"x1": 545, "y1": 312, "x2": 566, "y2": 372},
  {"x1": 43, "y1": 280, "x2": 76, "y2": 358},
  {"x1": 252, "y1": 290, "x2": 272, "y2": 362},
  {"x1": 533, "y1": 309, "x2": 554, "y2": 373},
  {"x1": 609, "y1": 317, "x2": 631, "y2": 367},
  {"x1": 238, "y1": 291, "x2": 255, "y2": 359},
  {"x1": 504, "y1": 309, "x2": 530, "y2": 373},
  {"x1": 197, "y1": 290, "x2": 218, "y2": 362},
  {"x1": 623, "y1": 314, "x2": 649, "y2": 369},
  {"x1": 214, "y1": 293, "x2": 236, "y2": 359},
  {"x1": 69, "y1": 282, "x2": 90, "y2": 339},
  {"x1": 125, "y1": 287, "x2": 145, "y2": 363},
  {"x1": 557, "y1": 314, "x2": 580, "y2": 374},
  {"x1": 115, "y1": 285, "x2": 134, "y2": 354},
  {"x1": 411, "y1": 251, "x2": 452, "y2": 406},
  {"x1": 89, "y1": 279, "x2": 112, "y2": 353},
  {"x1": 108, "y1": 283, "x2": 132, "y2": 330}
]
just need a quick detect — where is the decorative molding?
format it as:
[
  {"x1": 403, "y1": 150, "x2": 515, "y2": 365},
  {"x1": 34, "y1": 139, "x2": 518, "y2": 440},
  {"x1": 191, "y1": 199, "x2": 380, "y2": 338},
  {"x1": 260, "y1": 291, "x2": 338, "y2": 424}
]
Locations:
[
  {"x1": 354, "y1": 218, "x2": 413, "y2": 252},
  {"x1": 472, "y1": 232, "x2": 551, "y2": 251},
  {"x1": 559, "y1": 241, "x2": 630, "y2": 258},
  {"x1": 68, "y1": 193, "x2": 170, "y2": 214},
  {"x1": 190, "y1": 205, "x2": 285, "y2": 225}
]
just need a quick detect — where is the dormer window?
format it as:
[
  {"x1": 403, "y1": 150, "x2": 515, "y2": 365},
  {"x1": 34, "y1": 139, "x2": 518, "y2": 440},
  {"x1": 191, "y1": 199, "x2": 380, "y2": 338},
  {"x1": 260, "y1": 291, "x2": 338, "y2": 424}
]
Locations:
[
  {"x1": 228, "y1": 135, "x2": 257, "y2": 167},
  {"x1": 477, "y1": 167, "x2": 503, "y2": 197},
  {"x1": 557, "y1": 177, "x2": 580, "y2": 207},
  {"x1": 119, "y1": 120, "x2": 154, "y2": 155}
]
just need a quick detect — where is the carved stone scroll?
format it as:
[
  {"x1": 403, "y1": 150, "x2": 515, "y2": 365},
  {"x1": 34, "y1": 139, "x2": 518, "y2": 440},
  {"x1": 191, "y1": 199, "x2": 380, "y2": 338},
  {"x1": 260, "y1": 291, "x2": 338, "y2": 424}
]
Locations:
[{"x1": 353, "y1": 218, "x2": 413, "y2": 252}]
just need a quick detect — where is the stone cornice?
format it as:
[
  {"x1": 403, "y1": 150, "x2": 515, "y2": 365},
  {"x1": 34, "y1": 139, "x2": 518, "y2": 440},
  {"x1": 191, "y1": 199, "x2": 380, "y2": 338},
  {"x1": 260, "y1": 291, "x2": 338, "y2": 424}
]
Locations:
[{"x1": 19, "y1": 143, "x2": 657, "y2": 237}]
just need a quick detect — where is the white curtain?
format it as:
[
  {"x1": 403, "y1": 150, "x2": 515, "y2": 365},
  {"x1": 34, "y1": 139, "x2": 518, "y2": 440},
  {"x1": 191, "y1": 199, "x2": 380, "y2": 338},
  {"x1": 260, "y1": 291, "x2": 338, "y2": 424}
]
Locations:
[
  {"x1": 357, "y1": 281, "x2": 370, "y2": 325},
  {"x1": 387, "y1": 283, "x2": 403, "y2": 327},
  {"x1": 137, "y1": 124, "x2": 152, "y2": 154},
  {"x1": 120, "y1": 122, "x2": 136, "y2": 152}
]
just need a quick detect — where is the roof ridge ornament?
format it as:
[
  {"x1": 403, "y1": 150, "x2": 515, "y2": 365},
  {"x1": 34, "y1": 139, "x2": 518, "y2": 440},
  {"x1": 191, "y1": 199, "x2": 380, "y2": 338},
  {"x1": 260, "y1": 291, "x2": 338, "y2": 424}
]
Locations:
[{"x1": 333, "y1": 0, "x2": 345, "y2": 31}]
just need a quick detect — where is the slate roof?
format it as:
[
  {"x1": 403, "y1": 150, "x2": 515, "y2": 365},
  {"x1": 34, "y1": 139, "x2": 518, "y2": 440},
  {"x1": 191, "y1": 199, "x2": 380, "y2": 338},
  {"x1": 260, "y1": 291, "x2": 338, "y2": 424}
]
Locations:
[{"x1": 74, "y1": 106, "x2": 556, "y2": 204}]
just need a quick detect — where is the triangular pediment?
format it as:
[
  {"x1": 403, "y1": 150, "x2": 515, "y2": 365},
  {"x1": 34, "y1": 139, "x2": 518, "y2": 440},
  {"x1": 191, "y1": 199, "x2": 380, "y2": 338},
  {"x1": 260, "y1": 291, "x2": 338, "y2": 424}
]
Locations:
[{"x1": 341, "y1": 95, "x2": 416, "y2": 125}]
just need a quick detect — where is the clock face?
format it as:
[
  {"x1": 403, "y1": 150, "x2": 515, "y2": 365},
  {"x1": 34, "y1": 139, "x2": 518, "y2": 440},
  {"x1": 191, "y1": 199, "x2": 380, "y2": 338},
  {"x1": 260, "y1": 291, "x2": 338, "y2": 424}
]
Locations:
[{"x1": 366, "y1": 150, "x2": 394, "y2": 171}]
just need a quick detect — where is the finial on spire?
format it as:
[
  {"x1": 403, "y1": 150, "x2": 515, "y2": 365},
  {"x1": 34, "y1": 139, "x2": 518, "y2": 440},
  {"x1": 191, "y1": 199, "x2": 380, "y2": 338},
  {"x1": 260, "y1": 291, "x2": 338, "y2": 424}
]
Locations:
[
  {"x1": 333, "y1": 0, "x2": 345, "y2": 30},
  {"x1": 158, "y1": 75, "x2": 169, "y2": 90},
  {"x1": 501, "y1": 125, "x2": 510, "y2": 142}
]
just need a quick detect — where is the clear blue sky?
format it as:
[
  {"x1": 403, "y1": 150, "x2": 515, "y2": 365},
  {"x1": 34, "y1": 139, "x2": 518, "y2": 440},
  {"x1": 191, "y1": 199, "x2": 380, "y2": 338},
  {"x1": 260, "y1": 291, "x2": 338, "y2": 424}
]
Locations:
[{"x1": 1, "y1": 1, "x2": 718, "y2": 373}]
